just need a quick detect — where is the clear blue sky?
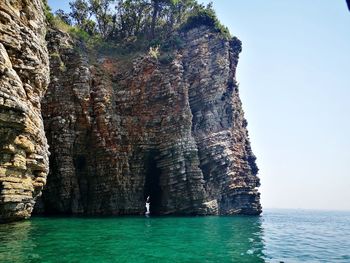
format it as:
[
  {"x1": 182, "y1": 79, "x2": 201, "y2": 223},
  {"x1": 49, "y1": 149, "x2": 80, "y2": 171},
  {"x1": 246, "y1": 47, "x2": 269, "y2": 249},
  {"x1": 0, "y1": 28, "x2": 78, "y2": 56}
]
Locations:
[{"x1": 48, "y1": 0, "x2": 350, "y2": 211}]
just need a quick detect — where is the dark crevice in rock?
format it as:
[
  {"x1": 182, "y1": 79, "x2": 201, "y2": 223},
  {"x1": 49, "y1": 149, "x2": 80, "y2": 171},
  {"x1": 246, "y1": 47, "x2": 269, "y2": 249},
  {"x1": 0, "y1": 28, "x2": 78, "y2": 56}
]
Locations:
[{"x1": 143, "y1": 150, "x2": 163, "y2": 215}]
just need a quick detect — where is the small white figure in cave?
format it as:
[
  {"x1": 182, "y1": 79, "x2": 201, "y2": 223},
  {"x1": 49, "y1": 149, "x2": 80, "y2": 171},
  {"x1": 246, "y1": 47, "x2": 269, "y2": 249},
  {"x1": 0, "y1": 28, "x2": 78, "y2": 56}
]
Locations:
[{"x1": 145, "y1": 196, "x2": 150, "y2": 216}]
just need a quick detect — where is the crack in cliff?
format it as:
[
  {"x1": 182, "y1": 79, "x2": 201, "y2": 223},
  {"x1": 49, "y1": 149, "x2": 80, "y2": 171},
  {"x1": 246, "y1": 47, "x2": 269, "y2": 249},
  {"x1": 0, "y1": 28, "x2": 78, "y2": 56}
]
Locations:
[{"x1": 143, "y1": 150, "x2": 163, "y2": 215}]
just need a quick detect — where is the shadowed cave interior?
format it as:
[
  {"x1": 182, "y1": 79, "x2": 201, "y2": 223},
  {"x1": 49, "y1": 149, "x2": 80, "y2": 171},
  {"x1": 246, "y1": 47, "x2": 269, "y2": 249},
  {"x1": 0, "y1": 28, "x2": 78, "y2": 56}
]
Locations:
[
  {"x1": 74, "y1": 155, "x2": 89, "y2": 211},
  {"x1": 143, "y1": 151, "x2": 163, "y2": 215}
]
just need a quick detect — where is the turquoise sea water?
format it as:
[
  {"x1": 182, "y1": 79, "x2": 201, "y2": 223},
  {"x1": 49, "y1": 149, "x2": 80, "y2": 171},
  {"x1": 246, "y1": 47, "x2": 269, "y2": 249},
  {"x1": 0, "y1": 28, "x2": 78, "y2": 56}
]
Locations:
[{"x1": 0, "y1": 209, "x2": 349, "y2": 262}]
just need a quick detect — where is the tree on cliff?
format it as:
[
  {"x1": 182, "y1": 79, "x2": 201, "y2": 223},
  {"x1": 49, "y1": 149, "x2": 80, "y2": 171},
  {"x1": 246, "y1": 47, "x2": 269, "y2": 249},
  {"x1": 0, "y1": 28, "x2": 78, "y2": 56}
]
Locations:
[
  {"x1": 62, "y1": 0, "x2": 213, "y2": 38},
  {"x1": 150, "y1": 0, "x2": 176, "y2": 38},
  {"x1": 55, "y1": 9, "x2": 72, "y2": 25},
  {"x1": 69, "y1": 0, "x2": 90, "y2": 28},
  {"x1": 89, "y1": 0, "x2": 114, "y2": 38},
  {"x1": 47, "y1": 0, "x2": 230, "y2": 51}
]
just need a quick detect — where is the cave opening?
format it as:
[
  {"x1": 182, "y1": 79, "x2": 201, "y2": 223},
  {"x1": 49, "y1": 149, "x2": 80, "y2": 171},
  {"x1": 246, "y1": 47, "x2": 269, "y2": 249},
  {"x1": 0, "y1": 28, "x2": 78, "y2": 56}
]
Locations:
[
  {"x1": 73, "y1": 154, "x2": 89, "y2": 211},
  {"x1": 74, "y1": 155, "x2": 86, "y2": 170},
  {"x1": 143, "y1": 151, "x2": 162, "y2": 215}
]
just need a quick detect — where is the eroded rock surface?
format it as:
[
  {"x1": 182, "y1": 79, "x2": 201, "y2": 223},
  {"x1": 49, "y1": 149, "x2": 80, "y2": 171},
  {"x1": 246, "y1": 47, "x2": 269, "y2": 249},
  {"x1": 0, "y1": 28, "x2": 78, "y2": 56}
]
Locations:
[
  {"x1": 37, "y1": 26, "x2": 261, "y2": 216},
  {"x1": 0, "y1": 0, "x2": 49, "y2": 222}
]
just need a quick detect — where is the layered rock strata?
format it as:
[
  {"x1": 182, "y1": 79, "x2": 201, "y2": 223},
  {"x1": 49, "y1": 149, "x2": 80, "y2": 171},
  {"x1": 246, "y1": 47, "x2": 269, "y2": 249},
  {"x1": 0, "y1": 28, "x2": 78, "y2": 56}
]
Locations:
[
  {"x1": 37, "y1": 26, "x2": 261, "y2": 216},
  {"x1": 0, "y1": 0, "x2": 49, "y2": 222}
]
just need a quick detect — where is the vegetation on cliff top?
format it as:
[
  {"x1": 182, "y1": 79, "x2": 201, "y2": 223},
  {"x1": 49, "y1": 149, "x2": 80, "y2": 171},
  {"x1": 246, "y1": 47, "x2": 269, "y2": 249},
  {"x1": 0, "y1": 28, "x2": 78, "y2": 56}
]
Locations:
[{"x1": 44, "y1": 0, "x2": 231, "y2": 55}]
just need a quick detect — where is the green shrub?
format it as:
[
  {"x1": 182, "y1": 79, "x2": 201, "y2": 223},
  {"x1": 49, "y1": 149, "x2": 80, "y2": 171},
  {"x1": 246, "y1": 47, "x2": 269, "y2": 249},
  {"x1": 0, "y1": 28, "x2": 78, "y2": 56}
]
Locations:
[
  {"x1": 148, "y1": 46, "x2": 160, "y2": 59},
  {"x1": 42, "y1": 0, "x2": 54, "y2": 23},
  {"x1": 159, "y1": 53, "x2": 174, "y2": 64},
  {"x1": 180, "y1": 7, "x2": 231, "y2": 39},
  {"x1": 69, "y1": 27, "x2": 90, "y2": 42},
  {"x1": 50, "y1": 16, "x2": 72, "y2": 33},
  {"x1": 160, "y1": 35, "x2": 184, "y2": 52},
  {"x1": 50, "y1": 52, "x2": 60, "y2": 58},
  {"x1": 149, "y1": 39, "x2": 162, "y2": 48},
  {"x1": 59, "y1": 61, "x2": 67, "y2": 72}
]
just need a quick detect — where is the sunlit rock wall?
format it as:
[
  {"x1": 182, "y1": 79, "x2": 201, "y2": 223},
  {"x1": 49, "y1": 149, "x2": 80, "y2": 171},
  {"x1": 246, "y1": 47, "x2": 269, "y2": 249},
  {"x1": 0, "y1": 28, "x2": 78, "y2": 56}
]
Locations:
[{"x1": 0, "y1": 0, "x2": 49, "y2": 222}]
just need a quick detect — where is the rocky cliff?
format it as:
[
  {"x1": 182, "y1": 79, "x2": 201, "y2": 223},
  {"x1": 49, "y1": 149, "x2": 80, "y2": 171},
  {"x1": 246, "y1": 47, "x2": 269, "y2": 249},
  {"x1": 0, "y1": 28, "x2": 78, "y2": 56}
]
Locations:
[
  {"x1": 0, "y1": 1, "x2": 261, "y2": 222},
  {"x1": 0, "y1": 0, "x2": 49, "y2": 222},
  {"x1": 35, "y1": 26, "x2": 261, "y2": 216}
]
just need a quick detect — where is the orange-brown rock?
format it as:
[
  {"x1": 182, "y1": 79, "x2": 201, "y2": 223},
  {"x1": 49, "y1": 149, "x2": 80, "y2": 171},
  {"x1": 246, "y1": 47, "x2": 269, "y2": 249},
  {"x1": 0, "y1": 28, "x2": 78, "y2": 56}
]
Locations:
[{"x1": 36, "y1": 26, "x2": 261, "y2": 216}]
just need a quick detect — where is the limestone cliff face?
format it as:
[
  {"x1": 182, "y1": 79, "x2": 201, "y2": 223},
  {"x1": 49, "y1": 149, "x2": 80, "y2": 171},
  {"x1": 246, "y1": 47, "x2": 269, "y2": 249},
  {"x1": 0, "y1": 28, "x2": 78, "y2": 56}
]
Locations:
[
  {"x1": 37, "y1": 26, "x2": 261, "y2": 216},
  {"x1": 0, "y1": 0, "x2": 49, "y2": 222}
]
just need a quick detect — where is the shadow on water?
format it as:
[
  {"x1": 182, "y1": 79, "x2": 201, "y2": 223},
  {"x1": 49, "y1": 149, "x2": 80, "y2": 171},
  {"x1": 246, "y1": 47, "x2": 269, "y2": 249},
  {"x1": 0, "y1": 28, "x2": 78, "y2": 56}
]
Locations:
[
  {"x1": 0, "y1": 220, "x2": 39, "y2": 262},
  {"x1": 0, "y1": 216, "x2": 265, "y2": 262}
]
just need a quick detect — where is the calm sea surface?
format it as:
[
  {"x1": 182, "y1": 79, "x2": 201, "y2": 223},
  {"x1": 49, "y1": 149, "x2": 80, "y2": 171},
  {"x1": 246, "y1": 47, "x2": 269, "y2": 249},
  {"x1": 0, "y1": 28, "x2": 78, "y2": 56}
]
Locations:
[{"x1": 0, "y1": 209, "x2": 349, "y2": 262}]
